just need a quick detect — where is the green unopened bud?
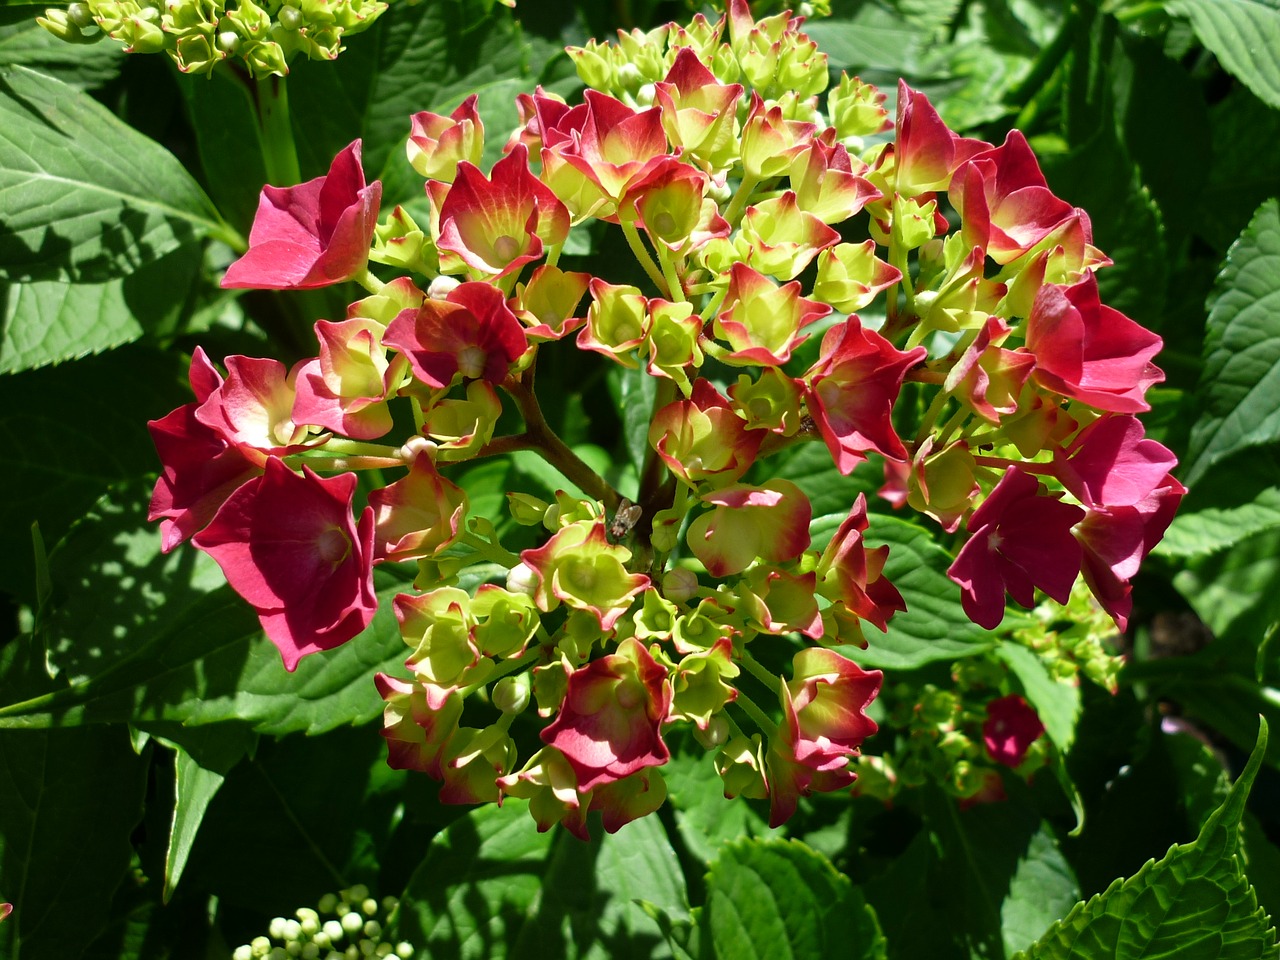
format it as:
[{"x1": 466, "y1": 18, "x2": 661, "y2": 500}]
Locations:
[
  {"x1": 117, "y1": 10, "x2": 166, "y2": 52},
  {"x1": 241, "y1": 37, "x2": 289, "y2": 76},
  {"x1": 37, "y1": 8, "x2": 95, "y2": 42},
  {"x1": 662, "y1": 567, "x2": 699, "y2": 604},
  {"x1": 692, "y1": 712, "x2": 729, "y2": 749},
  {"x1": 567, "y1": 40, "x2": 614, "y2": 90},
  {"x1": 505, "y1": 562, "x2": 537, "y2": 597},
  {"x1": 322, "y1": 920, "x2": 343, "y2": 941},
  {"x1": 174, "y1": 31, "x2": 223, "y2": 73},
  {"x1": 277, "y1": 4, "x2": 303, "y2": 28},
  {"x1": 492, "y1": 673, "x2": 531, "y2": 714},
  {"x1": 507, "y1": 492, "x2": 549, "y2": 526},
  {"x1": 217, "y1": 29, "x2": 239, "y2": 52},
  {"x1": 370, "y1": 205, "x2": 437, "y2": 275},
  {"x1": 67, "y1": 2, "x2": 95, "y2": 26}
]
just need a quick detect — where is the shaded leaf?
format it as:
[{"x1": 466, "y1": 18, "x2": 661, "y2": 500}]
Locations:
[
  {"x1": 1196, "y1": 87, "x2": 1280, "y2": 252},
  {"x1": 0, "y1": 345, "x2": 190, "y2": 602},
  {"x1": 1001, "y1": 825, "x2": 1081, "y2": 959},
  {"x1": 0, "y1": 572, "x2": 413, "y2": 736},
  {"x1": 0, "y1": 243, "x2": 199, "y2": 373},
  {"x1": 1184, "y1": 199, "x2": 1280, "y2": 486},
  {"x1": 1167, "y1": 0, "x2": 1280, "y2": 110},
  {"x1": 0, "y1": 17, "x2": 124, "y2": 89},
  {"x1": 150, "y1": 723, "x2": 258, "y2": 903},
  {"x1": 805, "y1": 4, "x2": 930, "y2": 78},
  {"x1": 181, "y1": 724, "x2": 403, "y2": 917},
  {"x1": 662, "y1": 744, "x2": 770, "y2": 866},
  {"x1": 1157, "y1": 487, "x2": 1280, "y2": 559},
  {"x1": 0, "y1": 725, "x2": 148, "y2": 960},
  {"x1": 0, "y1": 65, "x2": 226, "y2": 283},
  {"x1": 914, "y1": 786, "x2": 1046, "y2": 959},
  {"x1": 1173, "y1": 512, "x2": 1280, "y2": 648},
  {"x1": 996, "y1": 641, "x2": 1080, "y2": 754}
]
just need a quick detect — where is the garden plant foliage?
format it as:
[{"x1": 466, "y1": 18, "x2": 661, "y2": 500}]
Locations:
[{"x1": 0, "y1": 0, "x2": 1279, "y2": 958}]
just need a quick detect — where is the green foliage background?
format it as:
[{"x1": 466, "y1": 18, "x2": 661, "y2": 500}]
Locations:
[{"x1": 1, "y1": 0, "x2": 1279, "y2": 957}]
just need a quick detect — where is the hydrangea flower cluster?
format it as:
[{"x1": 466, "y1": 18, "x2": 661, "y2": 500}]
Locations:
[
  {"x1": 38, "y1": 0, "x2": 387, "y2": 76},
  {"x1": 147, "y1": 1, "x2": 1180, "y2": 834}
]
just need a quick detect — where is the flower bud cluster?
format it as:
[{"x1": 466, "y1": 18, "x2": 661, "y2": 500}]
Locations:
[
  {"x1": 231, "y1": 886, "x2": 411, "y2": 960},
  {"x1": 38, "y1": 0, "x2": 386, "y2": 76},
  {"x1": 856, "y1": 659, "x2": 1050, "y2": 807},
  {"x1": 149, "y1": 0, "x2": 1178, "y2": 834}
]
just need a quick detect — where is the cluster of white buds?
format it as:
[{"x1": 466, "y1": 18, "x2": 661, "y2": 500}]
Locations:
[{"x1": 231, "y1": 886, "x2": 413, "y2": 960}]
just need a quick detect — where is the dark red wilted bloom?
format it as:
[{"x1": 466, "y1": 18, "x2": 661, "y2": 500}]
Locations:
[
  {"x1": 1024, "y1": 275, "x2": 1164, "y2": 413},
  {"x1": 222, "y1": 140, "x2": 381, "y2": 290},
  {"x1": 948, "y1": 467, "x2": 1085, "y2": 630},
  {"x1": 540, "y1": 638, "x2": 671, "y2": 792},
  {"x1": 193, "y1": 458, "x2": 377, "y2": 671},
  {"x1": 148, "y1": 348, "x2": 260, "y2": 553},
  {"x1": 983, "y1": 694, "x2": 1044, "y2": 767}
]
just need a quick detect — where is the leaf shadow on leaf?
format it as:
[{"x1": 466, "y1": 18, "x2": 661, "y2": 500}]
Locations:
[
  {"x1": 397, "y1": 803, "x2": 673, "y2": 960},
  {"x1": 18, "y1": 480, "x2": 259, "y2": 728},
  {"x1": 0, "y1": 199, "x2": 199, "y2": 286}
]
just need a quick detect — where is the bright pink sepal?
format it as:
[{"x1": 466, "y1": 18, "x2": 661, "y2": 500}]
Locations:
[
  {"x1": 1024, "y1": 275, "x2": 1164, "y2": 413},
  {"x1": 948, "y1": 467, "x2": 1084, "y2": 630},
  {"x1": 540, "y1": 638, "x2": 671, "y2": 792},
  {"x1": 804, "y1": 318, "x2": 926, "y2": 473},
  {"x1": 148, "y1": 348, "x2": 260, "y2": 552},
  {"x1": 192, "y1": 458, "x2": 377, "y2": 671},
  {"x1": 222, "y1": 140, "x2": 381, "y2": 290}
]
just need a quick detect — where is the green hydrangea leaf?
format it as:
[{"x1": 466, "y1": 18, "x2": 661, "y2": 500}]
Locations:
[
  {"x1": 1013, "y1": 719, "x2": 1278, "y2": 959},
  {"x1": 393, "y1": 801, "x2": 687, "y2": 959},
  {"x1": 0, "y1": 65, "x2": 230, "y2": 283},
  {"x1": 0, "y1": 726, "x2": 148, "y2": 960},
  {"x1": 703, "y1": 837, "x2": 886, "y2": 960},
  {"x1": 1166, "y1": 0, "x2": 1280, "y2": 110},
  {"x1": 0, "y1": 244, "x2": 199, "y2": 374},
  {"x1": 0, "y1": 482, "x2": 421, "y2": 736},
  {"x1": 1184, "y1": 199, "x2": 1280, "y2": 487}
]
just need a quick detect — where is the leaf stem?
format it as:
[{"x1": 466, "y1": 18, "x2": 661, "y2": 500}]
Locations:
[
  {"x1": 621, "y1": 218, "x2": 670, "y2": 297},
  {"x1": 503, "y1": 362, "x2": 620, "y2": 510},
  {"x1": 253, "y1": 75, "x2": 301, "y2": 187}
]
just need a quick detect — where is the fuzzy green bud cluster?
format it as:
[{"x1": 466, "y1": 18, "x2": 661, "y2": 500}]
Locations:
[
  {"x1": 232, "y1": 886, "x2": 412, "y2": 960},
  {"x1": 37, "y1": 0, "x2": 386, "y2": 76}
]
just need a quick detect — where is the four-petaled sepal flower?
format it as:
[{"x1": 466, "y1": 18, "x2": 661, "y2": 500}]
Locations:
[{"x1": 223, "y1": 140, "x2": 381, "y2": 290}]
